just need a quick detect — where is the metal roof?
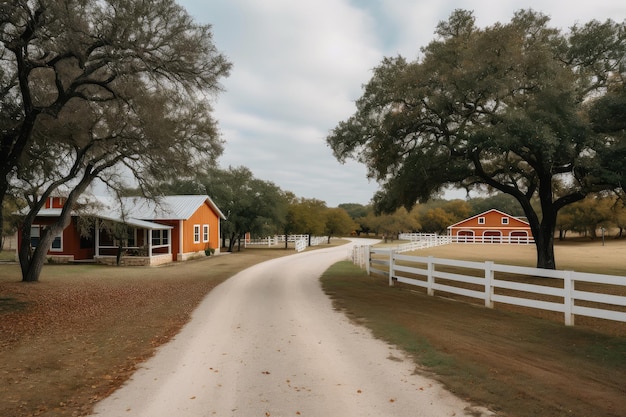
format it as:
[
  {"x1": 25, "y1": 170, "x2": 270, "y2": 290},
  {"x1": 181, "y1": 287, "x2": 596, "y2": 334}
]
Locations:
[
  {"x1": 96, "y1": 214, "x2": 173, "y2": 230},
  {"x1": 30, "y1": 195, "x2": 226, "y2": 225},
  {"x1": 116, "y1": 195, "x2": 226, "y2": 221}
]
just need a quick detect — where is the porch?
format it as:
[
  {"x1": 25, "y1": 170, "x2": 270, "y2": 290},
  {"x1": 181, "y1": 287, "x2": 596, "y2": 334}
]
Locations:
[{"x1": 93, "y1": 217, "x2": 174, "y2": 266}]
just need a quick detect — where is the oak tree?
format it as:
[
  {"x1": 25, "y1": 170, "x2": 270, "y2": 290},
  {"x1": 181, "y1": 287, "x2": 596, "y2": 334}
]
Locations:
[
  {"x1": 327, "y1": 9, "x2": 626, "y2": 268},
  {"x1": 324, "y1": 207, "x2": 357, "y2": 243},
  {"x1": 1, "y1": 0, "x2": 231, "y2": 281}
]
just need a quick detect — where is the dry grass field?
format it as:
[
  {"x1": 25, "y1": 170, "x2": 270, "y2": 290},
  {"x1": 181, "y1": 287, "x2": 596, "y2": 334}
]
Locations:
[
  {"x1": 371, "y1": 239, "x2": 626, "y2": 335},
  {"x1": 322, "y1": 239, "x2": 626, "y2": 417},
  {"x1": 0, "y1": 239, "x2": 624, "y2": 417},
  {"x1": 0, "y1": 248, "x2": 297, "y2": 417},
  {"x1": 404, "y1": 238, "x2": 626, "y2": 276}
]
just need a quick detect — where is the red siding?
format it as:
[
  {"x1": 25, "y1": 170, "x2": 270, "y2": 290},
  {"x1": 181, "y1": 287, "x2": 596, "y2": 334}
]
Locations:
[{"x1": 448, "y1": 209, "x2": 533, "y2": 241}]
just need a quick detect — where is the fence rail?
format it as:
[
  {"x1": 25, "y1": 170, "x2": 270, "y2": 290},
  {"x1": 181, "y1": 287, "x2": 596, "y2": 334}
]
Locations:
[
  {"x1": 245, "y1": 235, "x2": 327, "y2": 252},
  {"x1": 398, "y1": 233, "x2": 534, "y2": 245},
  {"x1": 352, "y1": 246, "x2": 626, "y2": 326}
]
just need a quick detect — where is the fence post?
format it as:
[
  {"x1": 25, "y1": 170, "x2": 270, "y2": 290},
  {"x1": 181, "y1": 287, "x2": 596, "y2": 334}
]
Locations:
[
  {"x1": 389, "y1": 249, "x2": 395, "y2": 286},
  {"x1": 427, "y1": 256, "x2": 435, "y2": 296},
  {"x1": 564, "y1": 271, "x2": 574, "y2": 326},
  {"x1": 365, "y1": 246, "x2": 371, "y2": 276},
  {"x1": 484, "y1": 261, "x2": 494, "y2": 309}
]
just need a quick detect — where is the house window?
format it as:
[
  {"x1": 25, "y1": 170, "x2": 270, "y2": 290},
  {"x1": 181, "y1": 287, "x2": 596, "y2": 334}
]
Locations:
[
  {"x1": 51, "y1": 234, "x2": 62, "y2": 251},
  {"x1": 30, "y1": 225, "x2": 62, "y2": 251},
  {"x1": 151, "y1": 229, "x2": 169, "y2": 246},
  {"x1": 30, "y1": 226, "x2": 40, "y2": 248},
  {"x1": 115, "y1": 228, "x2": 136, "y2": 248},
  {"x1": 126, "y1": 228, "x2": 137, "y2": 247},
  {"x1": 478, "y1": 217, "x2": 485, "y2": 224},
  {"x1": 194, "y1": 225, "x2": 201, "y2": 243},
  {"x1": 203, "y1": 225, "x2": 209, "y2": 242},
  {"x1": 501, "y1": 217, "x2": 509, "y2": 225}
]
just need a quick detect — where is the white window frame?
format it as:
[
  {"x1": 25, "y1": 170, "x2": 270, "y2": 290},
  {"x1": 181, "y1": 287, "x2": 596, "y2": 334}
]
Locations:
[
  {"x1": 50, "y1": 232, "x2": 63, "y2": 252},
  {"x1": 30, "y1": 226, "x2": 41, "y2": 248},
  {"x1": 202, "y1": 225, "x2": 209, "y2": 242},
  {"x1": 478, "y1": 217, "x2": 485, "y2": 225},
  {"x1": 151, "y1": 229, "x2": 169, "y2": 247},
  {"x1": 501, "y1": 217, "x2": 509, "y2": 225},
  {"x1": 193, "y1": 225, "x2": 201, "y2": 243},
  {"x1": 30, "y1": 225, "x2": 63, "y2": 251}
]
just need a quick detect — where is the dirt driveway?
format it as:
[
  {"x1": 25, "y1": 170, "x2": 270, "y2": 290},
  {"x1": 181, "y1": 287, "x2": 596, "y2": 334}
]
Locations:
[{"x1": 90, "y1": 240, "x2": 491, "y2": 417}]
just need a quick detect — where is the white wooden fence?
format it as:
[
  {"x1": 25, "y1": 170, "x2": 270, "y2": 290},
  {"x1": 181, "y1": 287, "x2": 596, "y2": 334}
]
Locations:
[
  {"x1": 245, "y1": 236, "x2": 279, "y2": 247},
  {"x1": 352, "y1": 246, "x2": 626, "y2": 326},
  {"x1": 398, "y1": 233, "x2": 534, "y2": 245},
  {"x1": 245, "y1": 235, "x2": 327, "y2": 252}
]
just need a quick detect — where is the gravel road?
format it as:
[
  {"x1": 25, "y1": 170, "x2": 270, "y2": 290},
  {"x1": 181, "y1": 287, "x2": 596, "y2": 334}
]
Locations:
[{"x1": 90, "y1": 240, "x2": 491, "y2": 417}]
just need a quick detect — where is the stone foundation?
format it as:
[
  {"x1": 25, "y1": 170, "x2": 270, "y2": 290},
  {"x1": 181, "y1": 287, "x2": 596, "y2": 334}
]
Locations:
[
  {"x1": 176, "y1": 250, "x2": 207, "y2": 261},
  {"x1": 46, "y1": 255, "x2": 74, "y2": 264},
  {"x1": 95, "y1": 253, "x2": 172, "y2": 266}
]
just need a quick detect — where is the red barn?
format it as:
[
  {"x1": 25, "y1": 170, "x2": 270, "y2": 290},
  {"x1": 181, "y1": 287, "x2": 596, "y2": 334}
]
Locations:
[{"x1": 447, "y1": 209, "x2": 534, "y2": 244}]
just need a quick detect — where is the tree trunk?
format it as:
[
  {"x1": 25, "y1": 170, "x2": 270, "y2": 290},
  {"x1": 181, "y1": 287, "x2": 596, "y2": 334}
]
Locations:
[
  {"x1": 227, "y1": 232, "x2": 236, "y2": 252},
  {"x1": 513, "y1": 181, "x2": 560, "y2": 270},
  {"x1": 116, "y1": 243, "x2": 123, "y2": 266},
  {"x1": 19, "y1": 223, "x2": 56, "y2": 282},
  {"x1": 0, "y1": 182, "x2": 6, "y2": 251},
  {"x1": 19, "y1": 175, "x2": 93, "y2": 282},
  {"x1": 534, "y1": 225, "x2": 556, "y2": 270},
  {"x1": 533, "y1": 193, "x2": 559, "y2": 269}
]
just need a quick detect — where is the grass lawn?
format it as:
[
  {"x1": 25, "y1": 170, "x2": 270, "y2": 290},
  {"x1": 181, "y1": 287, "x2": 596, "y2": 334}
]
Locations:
[
  {"x1": 1, "y1": 239, "x2": 625, "y2": 417},
  {"x1": 0, "y1": 247, "x2": 301, "y2": 417},
  {"x1": 321, "y1": 239, "x2": 626, "y2": 417}
]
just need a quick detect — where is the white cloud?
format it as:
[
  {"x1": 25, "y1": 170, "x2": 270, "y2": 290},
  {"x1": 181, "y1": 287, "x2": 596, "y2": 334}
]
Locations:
[{"x1": 179, "y1": 0, "x2": 625, "y2": 207}]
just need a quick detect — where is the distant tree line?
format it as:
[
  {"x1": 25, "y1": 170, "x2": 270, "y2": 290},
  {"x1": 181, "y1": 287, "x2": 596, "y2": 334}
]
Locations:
[
  {"x1": 340, "y1": 193, "x2": 626, "y2": 240},
  {"x1": 155, "y1": 166, "x2": 358, "y2": 252}
]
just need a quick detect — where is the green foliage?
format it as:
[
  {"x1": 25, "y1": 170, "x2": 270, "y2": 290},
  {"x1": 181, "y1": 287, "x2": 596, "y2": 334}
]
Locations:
[
  {"x1": 161, "y1": 166, "x2": 288, "y2": 251},
  {"x1": 362, "y1": 207, "x2": 420, "y2": 236},
  {"x1": 287, "y1": 198, "x2": 327, "y2": 236},
  {"x1": 1, "y1": 195, "x2": 23, "y2": 243},
  {"x1": 558, "y1": 195, "x2": 623, "y2": 238},
  {"x1": 325, "y1": 208, "x2": 358, "y2": 239},
  {"x1": 468, "y1": 194, "x2": 526, "y2": 217},
  {"x1": 589, "y1": 84, "x2": 626, "y2": 195},
  {"x1": 338, "y1": 203, "x2": 369, "y2": 220}
]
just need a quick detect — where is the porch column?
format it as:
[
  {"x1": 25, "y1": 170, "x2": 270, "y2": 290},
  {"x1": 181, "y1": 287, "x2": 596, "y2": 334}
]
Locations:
[
  {"x1": 95, "y1": 219, "x2": 100, "y2": 256},
  {"x1": 178, "y1": 220, "x2": 184, "y2": 261},
  {"x1": 148, "y1": 229, "x2": 152, "y2": 258}
]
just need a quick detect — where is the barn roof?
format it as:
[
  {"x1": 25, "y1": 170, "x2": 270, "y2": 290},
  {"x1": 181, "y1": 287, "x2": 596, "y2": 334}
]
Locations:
[{"x1": 447, "y1": 208, "x2": 530, "y2": 229}]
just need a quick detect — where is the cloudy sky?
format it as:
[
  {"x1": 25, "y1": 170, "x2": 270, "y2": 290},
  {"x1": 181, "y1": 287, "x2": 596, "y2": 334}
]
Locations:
[{"x1": 177, "y1": 0, "x2": 624, "y2": 207}]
